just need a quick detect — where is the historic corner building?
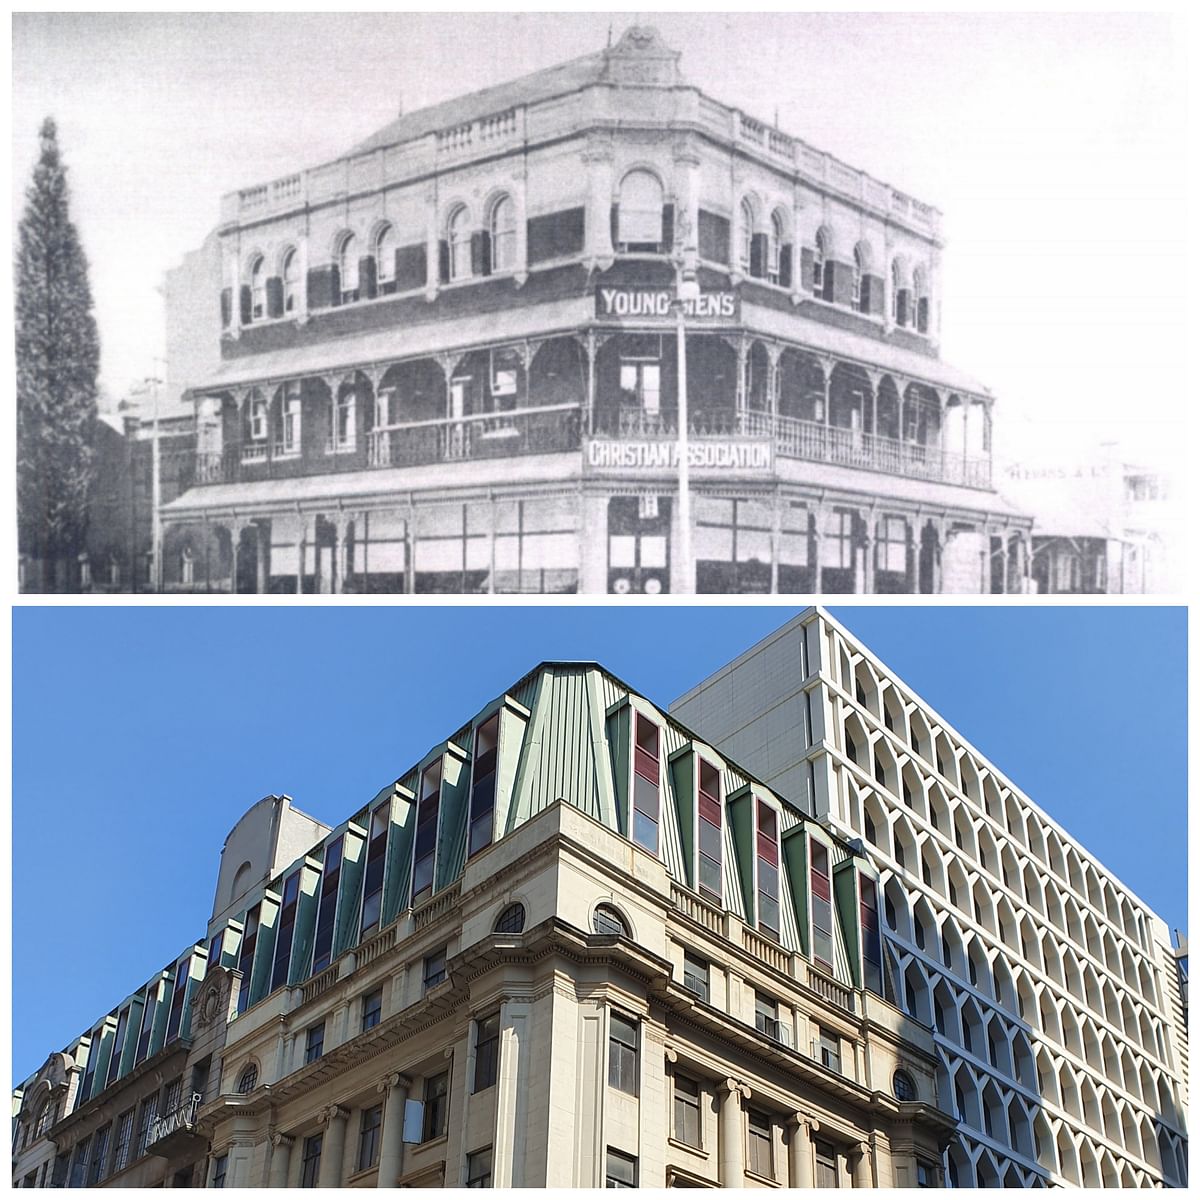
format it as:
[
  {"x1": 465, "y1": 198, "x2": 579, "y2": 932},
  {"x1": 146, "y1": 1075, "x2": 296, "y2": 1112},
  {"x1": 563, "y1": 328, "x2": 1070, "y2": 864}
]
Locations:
[
  {"x1": 10, "y1": 661, "x2": 963, "y2": 1189},
  {"x1": 157, "y1": 25, "x2": 1030, "y2": 595},
  {"x1": 672, "y1": 609, "x2": 1189, "y2": 1188}
]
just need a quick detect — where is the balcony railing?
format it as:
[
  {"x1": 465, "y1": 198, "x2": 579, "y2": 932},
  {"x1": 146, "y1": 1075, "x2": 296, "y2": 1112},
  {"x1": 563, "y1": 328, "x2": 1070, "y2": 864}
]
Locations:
[{"x1": 146, "y1": 1092, "x2": 203, "y2": 1151}]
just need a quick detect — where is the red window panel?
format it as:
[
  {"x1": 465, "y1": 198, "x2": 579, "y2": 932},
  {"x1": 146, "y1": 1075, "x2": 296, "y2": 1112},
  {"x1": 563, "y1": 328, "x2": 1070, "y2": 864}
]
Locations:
[{"x1": 634, "y1": 714, "x2": 659, "y2": 782}]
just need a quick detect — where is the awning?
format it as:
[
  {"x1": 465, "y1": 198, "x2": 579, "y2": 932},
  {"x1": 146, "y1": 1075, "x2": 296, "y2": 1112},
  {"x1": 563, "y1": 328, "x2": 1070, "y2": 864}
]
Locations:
[
  {"x1": 160, "y1": 452, "x2": 582, "y2": 519},
  {"x1": 192, "y1": 295, "x2": 594, "y2": 394},
  {"x1": 745, "y1": 300, "x2": 989, "y2": 395}
]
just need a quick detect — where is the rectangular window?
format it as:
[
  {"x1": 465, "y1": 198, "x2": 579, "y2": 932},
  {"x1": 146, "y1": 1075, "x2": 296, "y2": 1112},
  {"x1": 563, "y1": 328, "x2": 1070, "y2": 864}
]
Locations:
[
  {"x1": 134, "y1": 1094, "x2": 158, "y2": 1159},
  {"x1": 162, "y1": 1077, "x2": 182, "y2": 1119},
  {"x1": 877, "y1": 516, "x2": 908, "y2": 574},
  {"x1": 300, "y1": 1135, "x2": 321, "y2": 1188},
  {"x1": 69, "y1": 1135, "x2": 91, "y2": 1189},
  {"x1": 78, "y1": 1025, "x2": 103, "y2": 1106},
  {"x1": 249, "y1": 397, "x2": 268, "y2": 442},
  {"x1": 673, "y1": 1075, "x2": 701, "y2": 1147},
  {"x1": 207, "y1": 930, "x2": 225, "y2": 973},
  {"x1": 106, "y1": 1005, "x2": 131, "y2": 1087},
  {"x1": 334, "y1": 391, "x2": 356, "y2": 450},
  {"x1": 134, "y1": 982, "x2": 158, "y2": 1065},
  {"x1": 682, "y1": 951, "x2": 709, "y2": 1003},
  {"x1": 423, "y1": 1071, "x2": 449, "y2": 1141},
  {"x1": 88, "y1": 1124, "x2": 111, "y2": 1185},
  {"x1": 697, "y1": 758, "x2": 723, "y2": 901},
  {"x1": 859, "y1": 874, "x2": 883, "y2": 995},
  {"x1": 423, "y1": 947, "x2": 447, "y2": 991},
  {"x1": 166, "y1": 954, "x2": 191, "y2": 1043},
  {"x1": 311, "y1": 836, "x2": 343, "y2": 975},
  {"x1": 605, "y1": 1149, "x2": 637, "y2": 1188},
  {"x1": 271, "y1": 870, "x2": 301, "y2": 992},
  {"x1": 756, "y1": 800, "x2": 780, "y2": 938},
  {"x1": 360, "y1": 804, "x2": 389, "y2": 937},
  {"x1": 411, "y1": 761, "x2": 442, "y2": 903},
  {"x1": 466, "y1": 1147, "x2": 492, "y2": 1188},
  {"x1": 916, "y1": 1160, "x2": 936, "y2": 1187},
  {"x1": 818, "y1": 1027, "x2": 841, "y2": 1074},
  {"x1": 619, "y1": 359, "x2": 661, "y2": 416},
  {"x1": 754, "y1": 992, "x2": 780, "y2": 1041},
  {"x1": 608, "y1": 1011, "x2": 639, "y2": 1095},
  {"x1": 747, "y1": 1110, "x2": 773, "y2": 1180},
  {"x1": 468, "y1": 715, "x2": 500, "y2": 857},
  {"x1": 361, "y1": 988, "x2": 383, "y2": 1033},
  {"x1": 631, "y1": 713, "x2": 660, "y2": 854},
  {"x1": 305, "y1": 1021, "x2": 325, "y2": 1064},
  {"x1": 281, "y1": 384, "x2": 302, "y2": 454},
  {"x1": 810, "y1": 841, "x2": 834, "y2": 970},
  {"x1": 473, "y1": 1012, "x2": 500, "y2": 1092},
  {"x1": 815, "y1": 1140, "x2": 839, "y2": 1187},
  {"x1": 357, "y1": 1104, "x2": 382, "y2": 1172},
  {"x1": 236, "y1": 904, "x2": 260, "y2": 1015},
  {"x1": 112, "y1": 1110, "x2": 134, "y2": 1174}
]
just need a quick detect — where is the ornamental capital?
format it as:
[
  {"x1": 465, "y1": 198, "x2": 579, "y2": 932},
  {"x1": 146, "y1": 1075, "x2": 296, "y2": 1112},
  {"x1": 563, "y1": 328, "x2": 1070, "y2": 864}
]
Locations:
[
  {"x1": 378, "y1": 1072, "x2": 412, "y2": 1094},
  {"x1": 270, "y1": 1130, "x2": 295, "y2": 1149},
  {"x1": 318, "y1": 1104, "x2": 350, "y2": 1126}
]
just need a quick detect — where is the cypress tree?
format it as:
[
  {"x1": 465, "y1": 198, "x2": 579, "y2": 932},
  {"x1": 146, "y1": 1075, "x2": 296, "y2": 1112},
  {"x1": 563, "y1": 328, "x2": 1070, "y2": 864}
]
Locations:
[{"x1": 16, "y1": 117, "x2": 100, "y2": 592}]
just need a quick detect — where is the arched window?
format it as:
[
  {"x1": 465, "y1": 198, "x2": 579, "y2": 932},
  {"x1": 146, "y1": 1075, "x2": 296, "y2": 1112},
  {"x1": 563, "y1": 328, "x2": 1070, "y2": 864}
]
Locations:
[
  {"x1": 592, "y1": 904, "x2": 629, "y2": 938},
  {"x1": 448, "y1": 206, "x2": 472, "y2": 281},
  {"x1": 768, "y1": 210, "x2": 785, "y2": 284},
  {"x1": 617, "y1": 170, "x2": 664, "y2": 250},
  {"x1": 494, "y1": 902, "x2": 526, "y2": 934},
  {"x1": 853, "y1": 245, "x2": 867, "y2": 313},
  {"x1": 281, "y1": 248, "x2": 299, "y2": 314},
  {"x1": 739, "y1": 198, "x2": 755, "y2": 274},
  {"x1": 813, "y1": 227, "x2": 833, "y2": 301},
  {"x1": 34, "y1": 1097, "x2": 57, "y2": 1139},
  {"x1": 891, "y1": 260, "x2": 911, "y2": 327},
  {"x1": 247, "y1": 389, "x2": 268, "y2": 443},
  {"x1": 249, "y1": 255, "x2": 265, "y2": 321},
  {"x1": 337, "y1": 233, "x2": 360, "y2": 303},
  {"x1": 236, "y1": 1064, "x2": 258, "y2": 1094},
  {"x1": 490, "y1": 195, "x2": 516, "y2": 272},
  {"x1": 333, "y1": 380, "x2": 356, "y2": 452},
  {"x1": 893, "y1": 1070, "x2": 917, "y2": 1101},
  {"x1": 375, "y1": 224, "x2": 396, "y2": 294},
  {"x1": 914, "y1": 266, "x2": 930, "y2": 333}
]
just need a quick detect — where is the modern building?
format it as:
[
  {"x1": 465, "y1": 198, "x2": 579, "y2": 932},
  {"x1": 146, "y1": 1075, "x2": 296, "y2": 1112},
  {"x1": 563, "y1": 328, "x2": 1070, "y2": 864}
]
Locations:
[
  {"x1": 1000, "y1": 448, "x2": 1178, "y2": 594},
  {"x1": 13, "y1": 657, "x2": 957, "y2": 1188},
  {"x1": 672, "y1": 608, "x2": 1189, "y2": 1187},
  {"x1": 156, "y1": 24, "x2": 1030, "y2": 594}
]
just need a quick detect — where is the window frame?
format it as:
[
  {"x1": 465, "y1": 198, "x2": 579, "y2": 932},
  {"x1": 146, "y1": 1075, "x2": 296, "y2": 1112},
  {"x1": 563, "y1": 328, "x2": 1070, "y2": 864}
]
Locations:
[
  {"x1": 448, "y1": 206, "x2": 473, "y2": 282},
  {"x1": 304, "y1": 1021, "x2": 325, "y2": 1065},
  {"x1": 249, "y1": 255, "x2": 266, "y2": 321},
  {"x1": 755, "y1": 799, "x2": 781, "y2": 939},
  {"x1": 466, "y1": 1146, "x2": 493, "y2": 1188},
  {"x1": 810, "y1": 839, "x2": 834, "y2": 970},
  {"x1": 375, "y1": 224, "x2": 396, "y2": 294},
  {"x1": 747, "y1": 1108, "x2": 774, "y2": 1180},
  {"x1": 592, "y1": 904, "x2": 629, "y2": 938},
  {"x1": 310, "y1": 834, "x2": 344, "y2": 976},
  {"x1": 617, "y1": 169, "x2": 665, "y2": 251},
  {"x1": 337, "y1": 232, "x2": 360, "y2": 303},
  {"x1": 607, "y1": 1011, "x2": 639, "y2": 1095},
  {"x1": 697, "y1": 757, "x2": 723, "y2": 903},
  {"x1": 359, "y1": 801, "x2": 389, "y2": 938},
  {"x1": 682, "y1": 950, "x2": 710, "y2": 1003},
  {"x1": 605, "y1": 1147, "x2": 638, "y2": 1188},
  {"x1": 300, "y1": 1134, "x2": 322, "y2": 1188},
  {"x1": 357, "y1": 1103, "x2": 383, "y2": 1172},
  {"x1": 631, "y1": 712, "x2": 661, "y2": 854},
  {"x1": 672, "y1": 1074, "x2": 702, "y2": 1148},
  {"x1": 422, "y1": 1071, "x2": 449, "y2": 1142},
  {"x1": 423, "y1": 947, "x2": 447, "y2": 992},
  {"x1": 494, "y1": 902, "x2": 526, "y2": 934},
  {"x1": 473, "y1": 1012, "x2": 501, "y2": 1093},
  {"x1": 490, "y1": 195, "x2": 516, "y2": 273},
  {"x1": 282, "y1": 247, "x2": 299, "y2": 313},
  {"x1": 410, "y1": 759, "x2": 443, "y2": 905},
  {"x1": 467, "y1": 714, "x2": 500, "y2": 858},
  {"x1": 361, "y1": 987, "x2": 383, "y2": 1033}
]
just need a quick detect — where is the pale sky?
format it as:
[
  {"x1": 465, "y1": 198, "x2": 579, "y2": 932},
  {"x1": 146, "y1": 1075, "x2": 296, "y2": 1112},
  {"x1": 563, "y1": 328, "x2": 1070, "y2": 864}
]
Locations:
[{"x1": 10, "y1": 10, "x2": 1189, "y2": 471}]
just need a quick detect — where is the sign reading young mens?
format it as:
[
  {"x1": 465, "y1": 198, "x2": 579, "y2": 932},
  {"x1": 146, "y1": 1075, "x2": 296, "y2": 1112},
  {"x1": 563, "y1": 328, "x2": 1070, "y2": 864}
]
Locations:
[
  {"x1": 586, "y1": 439, "x2": 773, "y2": 472},
  {"x1": 595, "y1": 286, "x2": 740, "y2": 321}
]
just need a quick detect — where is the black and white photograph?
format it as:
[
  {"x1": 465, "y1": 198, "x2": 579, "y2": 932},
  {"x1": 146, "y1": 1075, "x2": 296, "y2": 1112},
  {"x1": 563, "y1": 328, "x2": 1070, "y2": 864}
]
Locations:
[{"x1": 12, "y1": 12, "x2": 1185, "y2": 594}]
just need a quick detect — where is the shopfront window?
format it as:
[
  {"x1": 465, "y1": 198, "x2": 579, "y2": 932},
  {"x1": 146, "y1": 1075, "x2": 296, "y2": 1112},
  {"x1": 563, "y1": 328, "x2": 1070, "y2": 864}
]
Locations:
[
  {"x1": 608, "y1": 495, "x2": 670, "y2": 595},
  {"x1": 493, "y1": 497, "x2": 578, "y2": 593},
  {"x1": 695, "y1": 497, "x2": 772, "y2": 593}
]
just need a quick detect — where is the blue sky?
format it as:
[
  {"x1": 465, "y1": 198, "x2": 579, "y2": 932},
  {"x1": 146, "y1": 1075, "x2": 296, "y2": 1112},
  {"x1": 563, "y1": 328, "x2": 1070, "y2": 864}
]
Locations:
[{"x1": 11, "y1": 604, "x2": 1186, "y2": 1082}]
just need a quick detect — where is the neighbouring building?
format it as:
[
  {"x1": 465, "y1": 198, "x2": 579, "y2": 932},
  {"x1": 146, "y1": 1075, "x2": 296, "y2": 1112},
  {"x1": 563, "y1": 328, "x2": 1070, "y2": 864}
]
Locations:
[
  {"x1": 156, "y1": 24, "x2": 1030, "y2": 594},
  {"x1": 672, "y1": 608, "x2": 1189, "y2": 1186},
  {"x1": 13, "y1": 659, "x2": 957, "y2": 1187},
  {"x1": 1001, "y1": 448, "x2": 1178, "y2": 594}
]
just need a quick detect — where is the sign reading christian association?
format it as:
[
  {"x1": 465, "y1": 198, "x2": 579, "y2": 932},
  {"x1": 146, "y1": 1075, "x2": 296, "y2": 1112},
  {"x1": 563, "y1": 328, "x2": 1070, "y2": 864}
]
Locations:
[
  {"x1": 595, "y1": 286, "x2": 740, "y2": 321},
  {"x1": 586, "y1": 439, "x2": 773, "y2": 473}
]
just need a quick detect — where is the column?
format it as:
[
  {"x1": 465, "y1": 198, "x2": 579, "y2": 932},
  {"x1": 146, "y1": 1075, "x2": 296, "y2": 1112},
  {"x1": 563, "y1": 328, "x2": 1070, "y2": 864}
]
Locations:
[
  {"x1": 424, "y1": 186, "x2": 439, "y2": 302},
  {"x1": 227, "y1": 250, "x2": 242, "y2": 338},
  {"x1": 584, "y1": 332, "x2": 597, "y2": 435},
  {"x1": 849, "y1": 1140, "x2": 873, "y2": 1188},
  {"x1": 766, "y1": 344, "x2": 782, "y2": 425},
  {"x1": 296, "y1": 513, "x2": 308, "y2": 595},
  {"x1": 268, "y1": 1133, "x2": 294, "y2": 1188},
  {"x1": 228, "y1": 518, "x2": 247, "y2": 594},
  {"x1": 513, "y1": 177, "x2": 528, "y2": 286},
  {"x1": 933, "y1": 518, "x2": 946, "y2": 594},
  {"x1": 331, "y1": 514, "x2": 348, "y2": 595},
  {"x1": 1001, "y1": 529, "x2": 1011, "y2": 595},
  {"x1": 717, "y1": 1079, "x2": 749, "y2": 1187},
  {"x1": 672, "y1": 138, "x2": 700, "y2": 260},
  {"x1": 785, "y1": 1114, "x2": 815, "y2": 1187},
  {"x1": 583, "y1": 136, "x2": 614, "y2": 268},
  {"x1": 770, "y1": 488, "x2": 782, "y2": 594},
  {"x1": 861, "y1": 510, "x2": 876, "y2": 594},
  {"x1": 316, "y1": 1105, "x2": 349, "y2": 1188},
  {"x1": 296, "y1": 234, "x2": 310, "y2": 322},
  {"x1": 820, "y1": 360, "x2": 833, "y2": 427},
  {"x1": 254, "y1": 521, "x2": 268, "y2": 594},
  {"x1": 812, "y1": 505, "x2": 826, "y2": 592},
  {"x1": 905, "y1": 516, "x2": 918, "y2": 594},
  {"x1": 375, "y1": 1072, "x2": 411, "y2": 1188},
  {"x1": 734, "y1": 338, "x2": 749, "y2": 416}
]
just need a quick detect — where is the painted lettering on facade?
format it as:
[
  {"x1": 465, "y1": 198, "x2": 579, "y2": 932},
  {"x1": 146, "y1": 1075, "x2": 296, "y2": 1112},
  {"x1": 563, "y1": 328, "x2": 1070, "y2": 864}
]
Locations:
[
  {"x1": 586, "y1": 439, "x2": 772, "y2": 472},
  {"x1": 595, "y1": 287, "x2": 739, "y2": 321}
]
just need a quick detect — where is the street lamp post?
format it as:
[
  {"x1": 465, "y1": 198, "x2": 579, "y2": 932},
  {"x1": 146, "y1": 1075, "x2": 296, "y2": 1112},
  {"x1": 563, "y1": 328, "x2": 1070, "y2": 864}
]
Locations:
[
  {"x1": 672, "y1": 214, "x2": 700, "y2": 594},
  {"x1": 143, "y1": 375, "x2": 163, "y2": 593}
]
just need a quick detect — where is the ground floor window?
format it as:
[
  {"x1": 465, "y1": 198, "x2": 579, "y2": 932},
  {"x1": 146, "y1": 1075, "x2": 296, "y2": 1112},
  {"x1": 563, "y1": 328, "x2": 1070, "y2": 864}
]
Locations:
[
  {"x1": 875, "y1": 514, "x2": 910, "y2": 577},
  {"x1": 608, "y1": 495, "x2": 670, "y2": 594},
  {"x1": 695, "y1": 496, "x2": 773, "y2": 593},
  {"x1": 493, "y1": 497, "x2": 579, "y2": 593}
]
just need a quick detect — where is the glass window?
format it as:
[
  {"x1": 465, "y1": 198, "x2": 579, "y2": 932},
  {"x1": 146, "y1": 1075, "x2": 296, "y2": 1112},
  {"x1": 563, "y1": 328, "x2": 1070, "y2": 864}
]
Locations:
[
  {"x1": 281, "y1": 383, "x2": 302, "y2": 455},
  {"x1": 271, "y1": 870, "x2": 301, "y2": 992},
  {"x1": 608, "y1": 1012, "x2": 638, "y2": 1094},
  {"x1": 236, "y1": 1063, "x2": 258, "y2": 1094},
  {"x1": 282, "y1": 248, "x2": 299, "y2": 312},
  {"x1": 88, "y1": 1124, "x2": 110, "y2": 1185},
  {"x1": 134, "y1": 981, "x2": 158, "y2": 1064},
  {"x1": 106, "y1": 1005, "x2": 130, "y2": 1087},
  {"x1": 618, "y1": 170, "x2": 663, "y2": 248},
  {"x1": 248, "y1": 391, "x2": 268, "y2": 442},
  {"x1": 360, "y1": 803, "x2": 389, "y2": 938},
  {"x1": 860, "y1": 874, "x2": 883, "y2": 995},
  {"x1": 375, "y1": 224, "x2": 396, "y2": 291},
  {"x1": 739, "y1": 198, "x2": 754, "y2": 274},
  {"x1": 134, "y1": 1094, "x2": 158, "y2": 1158},
  {"x1": 468, "y1": 715, "x2": 500, "y2": 857},
  {"x1": 236, "y1": 904, "x2": 259, "y2": 1015},
  {"x1": 423, "y1": 1071, "x2": 449, "y2": 1141},
  {"x1": 747, "y1": 1109, "x2": 773, "y2": 1179},
  {"x1": 311, "y1": 835, "x2": 343, "y2": 974},
  {"x1": 893, "y1": 1070, "x2": 917, "y2": 1101},
  {"x1": 112, "y1": 1110, "x2": 134, "y2": 1174},
  {"x1": 815, "y1": 1139, "x2": 839, "y2": 1187},
  {"x1": 423, "y1": 948, "x2": 447, "y2": 991},
  {"x1": 473, "y1": 1013, "x2": 500, "y2": 1092},
  {"x1": 358, "y1": 1104, "x2": 382, "y2": 1172},
  {"x1": 605, "y1": 1148, "x2": 637, "y2": 1188},
  {"x1": 632, "y1": 713, "x2": 661, "y2": 853},
  {"x1": 673, "y1": 1075, "x2": 701, "y2": 1147},
  {"x1": 756, "y1": 801, "x2": 780, "y2": 938},
  {"x1": 362, "y1": 988, "x2": 383, "y2": 1033},
  {"x1": 593, "y1": 904, "x2": 629, "y2": 937},
  {"x1": 333, "y1": 384, "x2": 357, "y2": 451},
  {"x1": 683, "y1": 951, "x2": 709, "y2": 1003},
  {"x1": 211, "y1": 1152, "x2": 228, "y2": 1189},
  {"x1": 755, "y1": 992, "x2": 779, "y2": 1041},
  {"x1": 449, "y1": 207, "x2": 472, "y2": 281},
  {"x1": 818, "y1": 1027, "x2": 841, "y2": 1073},
  {"x1": 697, "y1": 758, "x2": 722, "y2": 901},
  {"x1": 301, "y1": 1134, "x2": 322, "y2": 1188},
  {"x1": 411, "y1": 761, "x2": 442, "y2": 903},
  {"x1": 618, "y1": 360, "x2": 661, "y2": 415},
  {"x1": 494, "y1": 903, "x2": 526, "y2": 934},
  {"x1": 813, "y1": 228, "x2": 828, "y2": 294},
  {"x1": 250, "y1": 255, "x2": 265, "y2": 320},
  {"x1": 811, "y1": 841, "x2": 834, "y2": 970},
  {"x1": 490, "y1": 196, "x2": 516, "y2": 271},
  {"x1": 338, "y1": 233, "x2": 360, "y2": 301},
  {"x1": 769, "y1": 210, "x2": 785, "y2": 282},
  {"x1": 466, "y1": 1147, "x2": 492, "y2": 1188},
  {"x1": 305, "y1": 1022, "x2": 325, "y2": 1064},
  {"x1": 69, "y1": 1134, "x2": 91, "y2": 1188},
  {"x1": 166, "y1": 954, "x2": 191, "y2": 1044}
]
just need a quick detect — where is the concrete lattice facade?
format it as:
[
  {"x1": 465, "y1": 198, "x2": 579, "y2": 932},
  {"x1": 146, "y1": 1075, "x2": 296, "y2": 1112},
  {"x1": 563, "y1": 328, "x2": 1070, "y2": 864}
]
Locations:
[
  {"x1": 13, "y1": 657, "x2": 955, "y2": 1187},
  {"x1": 672, "y1": 608, "x2": 1189, "y2": 1187}
]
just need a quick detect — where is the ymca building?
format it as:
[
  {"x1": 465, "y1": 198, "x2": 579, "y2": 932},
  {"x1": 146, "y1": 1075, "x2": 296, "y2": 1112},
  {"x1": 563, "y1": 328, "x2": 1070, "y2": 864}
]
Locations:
[{"x1": 159, "y1": 25, "x2": 1029, "y2": 594}]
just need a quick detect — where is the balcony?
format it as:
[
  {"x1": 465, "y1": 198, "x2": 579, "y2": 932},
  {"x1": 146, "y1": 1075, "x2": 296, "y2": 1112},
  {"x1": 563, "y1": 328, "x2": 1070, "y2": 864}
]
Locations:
[{"x1": 146, "y1": 1091, "x2": 205, "y2": 1158}]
